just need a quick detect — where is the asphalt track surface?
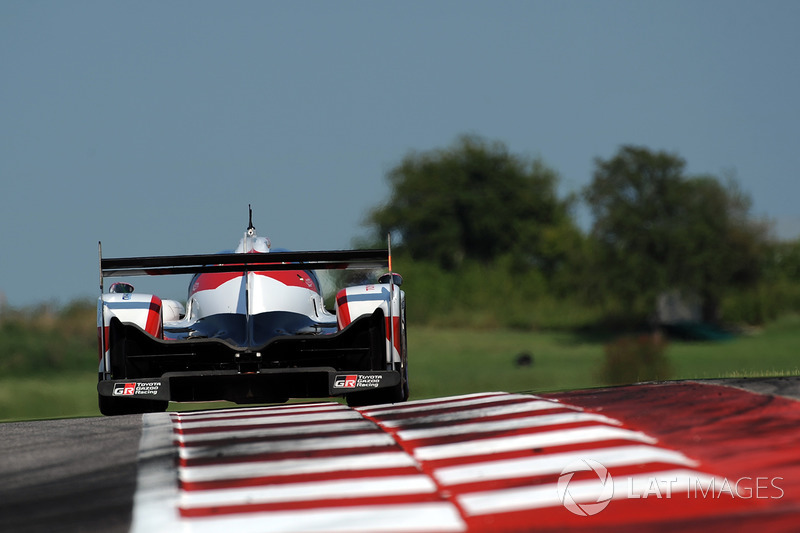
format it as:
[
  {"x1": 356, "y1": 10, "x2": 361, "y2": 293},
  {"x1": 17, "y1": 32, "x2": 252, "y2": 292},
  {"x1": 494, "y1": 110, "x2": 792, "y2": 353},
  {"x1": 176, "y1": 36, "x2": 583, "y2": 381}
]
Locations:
[
  {"x1": 2, "y1": 377, "x2": 800, "y2": 533},
  {"x1": 0, "y1": 415, "x2": 141, "y2": 533}
]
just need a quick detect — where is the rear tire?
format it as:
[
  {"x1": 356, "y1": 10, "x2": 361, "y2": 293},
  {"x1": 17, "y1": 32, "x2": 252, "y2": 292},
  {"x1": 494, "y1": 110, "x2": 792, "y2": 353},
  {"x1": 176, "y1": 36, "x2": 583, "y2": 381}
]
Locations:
[{"x1": 346, "y1": 313, "x2": 409, "y2": 408}]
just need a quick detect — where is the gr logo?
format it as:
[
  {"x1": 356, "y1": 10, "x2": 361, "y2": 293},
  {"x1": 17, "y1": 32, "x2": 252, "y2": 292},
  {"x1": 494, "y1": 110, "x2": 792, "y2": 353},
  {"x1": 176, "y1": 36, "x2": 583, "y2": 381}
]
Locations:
[
  {"x1": 557, "y1": 459, "x2": 614, "y2": 516},
  {"x1": 334, "y1": 375, "x2": 358, "y2": 388},
  {"x1": 113, "y1": 383, "x2": 136, "y2": 396}
]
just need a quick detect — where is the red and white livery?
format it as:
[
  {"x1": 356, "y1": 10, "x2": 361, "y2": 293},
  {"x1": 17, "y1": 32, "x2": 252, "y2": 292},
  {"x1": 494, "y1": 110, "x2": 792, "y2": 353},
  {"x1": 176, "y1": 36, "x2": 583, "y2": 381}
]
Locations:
[{"x1": 96, "y1": 208, "x2": 408, "y2": 416}]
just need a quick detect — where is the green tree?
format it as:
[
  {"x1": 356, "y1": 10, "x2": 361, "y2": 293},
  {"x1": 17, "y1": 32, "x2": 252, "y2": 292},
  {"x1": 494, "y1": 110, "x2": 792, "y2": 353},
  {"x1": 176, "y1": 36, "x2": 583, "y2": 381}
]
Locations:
[
  {"x1": 584, "y1": 146, "x2": 769, "y2": 322},
  {"x1": 366, "y1": 135, "x2": 579, "y2": 274},
  {"x1": 763, "y1": 238, "x2": 800, "y2": 281}
]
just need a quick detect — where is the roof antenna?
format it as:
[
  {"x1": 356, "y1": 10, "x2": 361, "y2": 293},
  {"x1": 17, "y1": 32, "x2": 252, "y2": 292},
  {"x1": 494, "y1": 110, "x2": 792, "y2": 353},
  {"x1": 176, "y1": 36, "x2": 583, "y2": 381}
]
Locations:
[{"x1": 247, "y1": 204, "x2": 255, "y2": 236}]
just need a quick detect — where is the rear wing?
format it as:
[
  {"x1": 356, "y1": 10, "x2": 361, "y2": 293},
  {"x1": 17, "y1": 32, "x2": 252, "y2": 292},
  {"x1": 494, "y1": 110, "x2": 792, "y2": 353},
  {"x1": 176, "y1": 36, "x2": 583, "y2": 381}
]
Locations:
[
  {"x1": 99, "y1": 245, "x2": 389, "y2": 279},
  {"x1": 98, "y1": 244, "x2": 388, "y2": 304}
]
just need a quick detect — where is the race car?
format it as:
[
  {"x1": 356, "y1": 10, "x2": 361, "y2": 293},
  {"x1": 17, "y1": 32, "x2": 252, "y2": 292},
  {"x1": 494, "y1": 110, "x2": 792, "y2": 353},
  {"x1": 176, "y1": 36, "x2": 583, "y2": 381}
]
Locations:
[{"x1": 96, "y1": 210, "x2": 408, "y2": 416}]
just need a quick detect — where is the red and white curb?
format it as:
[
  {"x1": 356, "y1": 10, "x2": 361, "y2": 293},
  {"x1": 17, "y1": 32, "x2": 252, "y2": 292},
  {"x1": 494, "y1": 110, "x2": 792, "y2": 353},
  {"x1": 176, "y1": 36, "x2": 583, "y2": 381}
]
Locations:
[
  {"x1": 356, "y1": 392, "x2": 729, "y2": 531},
  {"x1": 130, "y1": 389, "x2": 796, "y2": 532},
  {"x1": 132, "y1": 401, "x2": 464, "y2": 533}
]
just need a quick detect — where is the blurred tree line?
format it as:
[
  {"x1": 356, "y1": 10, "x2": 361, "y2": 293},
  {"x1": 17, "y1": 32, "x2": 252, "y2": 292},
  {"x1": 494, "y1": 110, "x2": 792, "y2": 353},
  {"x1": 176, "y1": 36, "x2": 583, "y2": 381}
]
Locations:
[
  {"x1": 365, "y1": 135, "x2": 800, "y2": 329},
  {"x1": 0, "y1": 300, "x2": 97, "y2": 375}
]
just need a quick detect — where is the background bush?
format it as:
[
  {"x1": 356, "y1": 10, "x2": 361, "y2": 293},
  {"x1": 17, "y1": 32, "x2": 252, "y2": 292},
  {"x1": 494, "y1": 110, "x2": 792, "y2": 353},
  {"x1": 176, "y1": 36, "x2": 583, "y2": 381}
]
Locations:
[{"x1": 598, "y1": 333, "x2": 672, "y2": 385}]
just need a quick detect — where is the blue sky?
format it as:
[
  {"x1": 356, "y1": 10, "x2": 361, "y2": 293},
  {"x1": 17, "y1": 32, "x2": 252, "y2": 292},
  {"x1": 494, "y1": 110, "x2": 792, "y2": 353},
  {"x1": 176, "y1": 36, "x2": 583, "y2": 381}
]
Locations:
[{"x1": 2, "y1": 1, "x2": 798, "y2": 306}]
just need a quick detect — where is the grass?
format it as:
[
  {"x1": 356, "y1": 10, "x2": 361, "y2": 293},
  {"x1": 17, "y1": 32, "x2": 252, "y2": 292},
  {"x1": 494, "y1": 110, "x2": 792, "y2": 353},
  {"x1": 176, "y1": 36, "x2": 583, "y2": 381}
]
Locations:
[
  {"x1": 669, "y1": 314, "x2": 800, "y2": 380},
  {"x1": 407, "y1": 315, "x2": 800, "y2": 398},
  {"x1": 2, "y1": 315, "x2": 799, "y2": 422},
  {"x1": 407, "y1": 327, "x2": 603, "y2": 399},
  {"x1": 0, "y1": 374, "x2": 100, "y2": 421}
]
